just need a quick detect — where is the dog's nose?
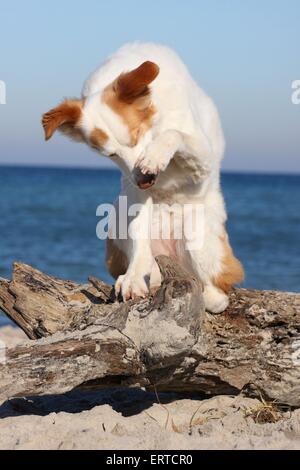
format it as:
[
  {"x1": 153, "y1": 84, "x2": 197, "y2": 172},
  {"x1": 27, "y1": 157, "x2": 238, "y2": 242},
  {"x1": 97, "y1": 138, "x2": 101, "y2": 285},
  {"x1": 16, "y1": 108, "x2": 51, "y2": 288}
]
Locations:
[{"x1": 135, "y1": 169, "x2": 157, "y2": 190}]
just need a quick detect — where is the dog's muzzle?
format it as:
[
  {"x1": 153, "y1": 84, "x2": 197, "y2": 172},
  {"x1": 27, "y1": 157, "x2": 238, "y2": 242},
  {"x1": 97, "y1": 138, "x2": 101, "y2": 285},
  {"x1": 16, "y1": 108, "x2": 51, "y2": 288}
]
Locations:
[{"x1": 134, "y1": 169, "x2": 157, "y2": 190}]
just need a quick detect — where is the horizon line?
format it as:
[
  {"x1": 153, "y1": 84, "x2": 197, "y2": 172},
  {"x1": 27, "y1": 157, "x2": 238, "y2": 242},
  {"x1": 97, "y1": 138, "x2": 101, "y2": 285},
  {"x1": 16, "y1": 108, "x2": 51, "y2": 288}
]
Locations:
[{"x1": 0, "y1": 162, "x2": 299, "y2": 177}]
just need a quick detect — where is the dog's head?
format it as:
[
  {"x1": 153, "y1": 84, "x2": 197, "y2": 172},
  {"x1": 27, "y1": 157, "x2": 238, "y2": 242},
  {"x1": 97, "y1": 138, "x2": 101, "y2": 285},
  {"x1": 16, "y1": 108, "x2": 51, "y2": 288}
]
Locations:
[{"x1": 42, "y1": 61, "x2": 159, "y2": 187}]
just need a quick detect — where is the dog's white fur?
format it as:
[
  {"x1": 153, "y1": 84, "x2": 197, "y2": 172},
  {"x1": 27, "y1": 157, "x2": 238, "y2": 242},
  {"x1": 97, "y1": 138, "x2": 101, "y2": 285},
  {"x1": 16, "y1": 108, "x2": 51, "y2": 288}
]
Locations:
[{"x1": 43, "y1": 42, "x2": 243, "y2": 313}]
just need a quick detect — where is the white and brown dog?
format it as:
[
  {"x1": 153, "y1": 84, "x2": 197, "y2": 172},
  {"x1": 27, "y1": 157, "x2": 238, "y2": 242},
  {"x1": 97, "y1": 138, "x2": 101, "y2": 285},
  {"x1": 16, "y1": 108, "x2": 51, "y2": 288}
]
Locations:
[{"x1": 42, "y1": 42, "x2": 244, "y2": 313}]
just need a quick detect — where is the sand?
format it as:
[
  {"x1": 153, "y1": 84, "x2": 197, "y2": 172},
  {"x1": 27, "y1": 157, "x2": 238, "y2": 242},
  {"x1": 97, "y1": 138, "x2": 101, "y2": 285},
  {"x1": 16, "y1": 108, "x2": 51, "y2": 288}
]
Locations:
[{"x1": 1, "y1": 325, "x2": 300, "y2": 450}]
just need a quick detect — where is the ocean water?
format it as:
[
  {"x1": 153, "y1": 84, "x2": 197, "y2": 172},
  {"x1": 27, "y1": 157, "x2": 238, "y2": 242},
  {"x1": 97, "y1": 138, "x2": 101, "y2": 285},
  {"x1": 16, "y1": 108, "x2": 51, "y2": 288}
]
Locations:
[{"x1": 0, "y1": 166, "x2": 299, "y2": 325}]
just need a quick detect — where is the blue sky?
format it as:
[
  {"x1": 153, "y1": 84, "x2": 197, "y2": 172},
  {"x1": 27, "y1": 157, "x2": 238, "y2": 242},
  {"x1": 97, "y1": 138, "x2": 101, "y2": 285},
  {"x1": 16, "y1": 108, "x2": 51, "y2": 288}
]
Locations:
[{"x1": 0, "y1": 0, "x2": 299, "y2": 173}]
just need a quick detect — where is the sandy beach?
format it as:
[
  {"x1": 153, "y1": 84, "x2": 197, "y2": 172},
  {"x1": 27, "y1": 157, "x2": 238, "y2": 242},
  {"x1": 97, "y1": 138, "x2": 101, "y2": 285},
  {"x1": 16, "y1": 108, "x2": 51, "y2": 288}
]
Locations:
[{"x1": 1, "y1": 325, "x2": 300, "y2": 450}]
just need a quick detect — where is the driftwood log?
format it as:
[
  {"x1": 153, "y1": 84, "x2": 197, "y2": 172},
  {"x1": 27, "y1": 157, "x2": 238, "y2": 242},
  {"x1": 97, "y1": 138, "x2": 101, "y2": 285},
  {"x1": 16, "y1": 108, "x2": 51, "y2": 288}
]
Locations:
[{"x1": 0, "y1": 256, "x2": 300, "y2": 407}]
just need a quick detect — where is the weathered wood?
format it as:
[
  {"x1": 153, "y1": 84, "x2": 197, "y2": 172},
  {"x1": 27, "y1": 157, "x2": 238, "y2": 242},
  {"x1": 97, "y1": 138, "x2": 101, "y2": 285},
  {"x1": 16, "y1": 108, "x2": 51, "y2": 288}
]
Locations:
[{"x1": 0, "y1": 257, "x2": 300, "y2": 406}]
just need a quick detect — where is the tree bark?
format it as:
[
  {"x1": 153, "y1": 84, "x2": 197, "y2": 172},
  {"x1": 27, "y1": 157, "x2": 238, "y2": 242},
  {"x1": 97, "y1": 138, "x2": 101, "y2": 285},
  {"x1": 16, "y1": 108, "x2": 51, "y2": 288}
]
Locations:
[{"x1": 0, "y1": 257, "x2": 300, "y2": 406}]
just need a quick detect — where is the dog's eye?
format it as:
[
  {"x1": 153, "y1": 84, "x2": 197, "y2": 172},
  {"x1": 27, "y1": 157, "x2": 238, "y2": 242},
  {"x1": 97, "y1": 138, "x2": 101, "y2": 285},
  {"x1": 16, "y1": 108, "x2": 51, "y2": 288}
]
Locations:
[{"x1": 109, "y1": 153, "x2": 118, "y2": 158}]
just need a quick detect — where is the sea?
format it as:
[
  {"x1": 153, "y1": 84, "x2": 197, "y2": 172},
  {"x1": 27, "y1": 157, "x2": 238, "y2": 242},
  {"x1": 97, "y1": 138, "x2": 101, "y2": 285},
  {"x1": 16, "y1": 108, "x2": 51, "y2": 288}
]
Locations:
[{"x1": 0, "y1": 166, "x2": 299, "y2": 326}]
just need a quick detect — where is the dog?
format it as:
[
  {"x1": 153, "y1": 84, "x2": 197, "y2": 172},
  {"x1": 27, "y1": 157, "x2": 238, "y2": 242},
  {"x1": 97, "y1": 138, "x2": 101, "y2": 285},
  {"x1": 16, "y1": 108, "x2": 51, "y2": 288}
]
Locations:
[{"x1": 42, "y1": 42, "x2": 244, "y2": 313}]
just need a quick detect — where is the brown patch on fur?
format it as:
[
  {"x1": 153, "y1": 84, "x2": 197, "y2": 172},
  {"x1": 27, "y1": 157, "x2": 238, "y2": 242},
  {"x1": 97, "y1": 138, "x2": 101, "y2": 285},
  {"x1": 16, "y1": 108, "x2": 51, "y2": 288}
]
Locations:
[
  {"x1": 103, "y1": 61, "x2": 159, "y2": 146},
  {"x1": 90, "y1": 127, "x2": 108, "y2": 149},
  {"x1": 106, "y1": 238, "x2": 128, "y2": 279},
  {"x1": 42, "y1": 99, "x2": 83, "y2": 141},
  {"x1": 115, "y1": 61, "x2": 160, "y2": 104},
  {"x1": 213, "y1": 230, "x2": 244, "y2": 293}
]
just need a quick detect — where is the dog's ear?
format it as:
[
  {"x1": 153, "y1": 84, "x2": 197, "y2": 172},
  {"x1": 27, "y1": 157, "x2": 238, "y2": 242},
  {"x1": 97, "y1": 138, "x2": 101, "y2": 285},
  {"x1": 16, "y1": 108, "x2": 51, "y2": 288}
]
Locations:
[
  {"x1": 114, "y1": 61, "x2": 159, "y2": 105},
  {"x1": 42, "y1": 99, "x2": 83, "y2": 140}
]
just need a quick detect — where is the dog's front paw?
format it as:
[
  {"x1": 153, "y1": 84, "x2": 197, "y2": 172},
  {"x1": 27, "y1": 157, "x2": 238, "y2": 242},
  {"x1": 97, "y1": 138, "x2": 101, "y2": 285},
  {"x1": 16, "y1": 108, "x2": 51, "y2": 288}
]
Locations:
[
  {"x1": 115, "y1": 272, "x2": 149, "y2": 301},
  {"x1": 136, "y1": 155, "x2": 164, "y2": 176},
  {"x1": 136, "y1": 143, "x2": 169, "y2": 176}
]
